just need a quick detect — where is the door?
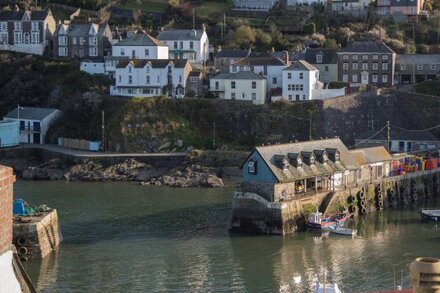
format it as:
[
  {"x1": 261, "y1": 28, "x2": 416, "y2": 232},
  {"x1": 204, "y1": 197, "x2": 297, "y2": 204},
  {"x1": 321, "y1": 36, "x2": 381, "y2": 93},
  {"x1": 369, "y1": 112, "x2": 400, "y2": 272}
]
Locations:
[
  {"x1": 33, "y1": 133, "x2": 40, "y2": 144},
  {"x1": 361, "y1": 71, "x2": 369, "y2": 84}
]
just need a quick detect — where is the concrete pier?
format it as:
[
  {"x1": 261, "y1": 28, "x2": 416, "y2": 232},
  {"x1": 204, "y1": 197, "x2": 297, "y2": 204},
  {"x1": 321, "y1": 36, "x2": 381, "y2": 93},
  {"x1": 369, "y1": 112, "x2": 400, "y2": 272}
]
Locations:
[{"x1": 13, "y1": 210, "x2": 62, "y2": 260}]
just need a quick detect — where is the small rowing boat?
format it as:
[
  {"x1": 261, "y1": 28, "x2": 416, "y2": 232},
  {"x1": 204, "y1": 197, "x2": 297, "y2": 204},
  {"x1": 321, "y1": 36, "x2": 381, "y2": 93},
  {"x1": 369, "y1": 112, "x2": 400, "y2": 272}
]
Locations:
[
  {"x1": 329, "y1": 225, "x2": 357, "y2": 236},
  {"x1": 308, "y1": 211, "x2": 349, "y2": 230},
  {"x1": 420, "y1": 209, "x2": 440, "y2": 222}
]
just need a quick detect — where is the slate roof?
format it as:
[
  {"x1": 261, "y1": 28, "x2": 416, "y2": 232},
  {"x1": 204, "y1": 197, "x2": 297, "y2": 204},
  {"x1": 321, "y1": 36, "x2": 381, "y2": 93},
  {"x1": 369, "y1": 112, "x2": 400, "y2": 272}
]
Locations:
[
  {"x1": 253, "y1": 138, "x2": 360, "y2": 182},
  {"x1": 283, "y1": 60, "x2": 318, "y2": 71},
  {"x1": 396, "y1": 54, "x2": 440, "y2": 64},
  {"x1": 304, "y1": 48, "x2": 338, "y2": 64},
  {"x1": 0, "y1": 10, "x2": 50, "y2": 21},
  {"x1": 232, "y1": 55, "x2": 286, "y2": 66},
  {"x1": 113, "y1": 32, "x2": 165, "y2": 47},
  {"x1": 356, "y1": 128, "x2": 440, "y2": 142},
  {"x1": 290, "y1": 51, "x2": 306, "y2": 62},
  {"x1": 215, "y1": 49, "x2": 250, "y2": 58},
  {"x1": 212, "y1": 71, "x2": 265, "y2": 80},
  {"x1": 54, "y1": 22, "x2": 108, "y2": 37},
  {"x1": 157, "y1": 29, "x2": 205, "y2": 41},
  {"x1": 350, "y1": 146, "x2": 392, "y2": 165},
  {"x1": 4, "y1": 107, "x2": 60, "y2": 120},
  {"x1": 116, "y1": 59, "x2": 189, "y2": 69},
  {"x1": 338, "y1": 41, "x2": 395, "y2": 54}
]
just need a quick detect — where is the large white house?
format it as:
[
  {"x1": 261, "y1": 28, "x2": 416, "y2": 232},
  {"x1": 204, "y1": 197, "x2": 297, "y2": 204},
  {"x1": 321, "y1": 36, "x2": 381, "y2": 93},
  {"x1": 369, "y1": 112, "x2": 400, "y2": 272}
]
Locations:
[
  {"x1": 157, "y1": 26, "x2": 209, "y2": 63},
  {"x1": 210, "y1": 71, "x2": 267, "y2": 105},
  {"x1": 112, "y1": 32, "x2": 169, "y2": 59},
  {"x1": 281, "y1": 60, "x2": 321, "y2": 101},
  {"x1": 3, "y1": 107, "x2": 61, "y2": 144},
  {"x1": 111, "y1": 59, "x2": 192, "y2": 98}
]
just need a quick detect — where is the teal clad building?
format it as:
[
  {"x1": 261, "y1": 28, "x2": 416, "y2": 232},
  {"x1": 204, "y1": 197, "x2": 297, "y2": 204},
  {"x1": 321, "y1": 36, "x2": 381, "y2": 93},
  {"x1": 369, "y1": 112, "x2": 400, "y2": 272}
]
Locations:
[{"x1": 0, "y1": 120, "x2": 18, "y2": 148}]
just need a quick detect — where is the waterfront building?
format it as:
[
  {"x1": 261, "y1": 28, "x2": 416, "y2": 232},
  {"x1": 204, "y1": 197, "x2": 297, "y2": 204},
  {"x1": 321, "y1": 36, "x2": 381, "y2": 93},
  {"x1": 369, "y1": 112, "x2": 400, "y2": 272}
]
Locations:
[
  {"x1": 3, "y1": 107, "x2": 61, "y2": 144},
  {"x1": 156, "y1": 26, "x2": 209, "y2": 63},
  {"x1": 111, "y1": 59, "x2": 192, "y2": 98},
  {"x1": 350, "y1": 146, "x2": 392, "y2": 182},
  {"x1": 394, "y1": 54, "x2": 440, "y2": 84},
  {"x1": 0, "y1": 8, "x2": 56, "y2": 56},
  {"x1": 112, "y1": 31, "x2": 169, "y2": 60},
  {"x1": 337, "y1": 41, "x2": 396, "y2": 87},
  {"x1": 209, "y1": 71, "x2": 267, "y2": 105},
  {"x1": 53, "y1": 20, "x2": 112, "y2": 59},
  {"x1": 354, "y1": 128, "x2": 440, "y2": 153},
  {"x1": 0, "y1": 120, "x2": 18, "y2": 148}
]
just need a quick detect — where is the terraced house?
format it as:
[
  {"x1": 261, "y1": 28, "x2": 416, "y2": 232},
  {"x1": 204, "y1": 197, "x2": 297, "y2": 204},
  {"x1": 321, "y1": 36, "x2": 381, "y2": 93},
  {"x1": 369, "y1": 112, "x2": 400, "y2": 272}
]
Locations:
[{"x1": 0, "y1": 8, "x2": 56, "y2": 55}]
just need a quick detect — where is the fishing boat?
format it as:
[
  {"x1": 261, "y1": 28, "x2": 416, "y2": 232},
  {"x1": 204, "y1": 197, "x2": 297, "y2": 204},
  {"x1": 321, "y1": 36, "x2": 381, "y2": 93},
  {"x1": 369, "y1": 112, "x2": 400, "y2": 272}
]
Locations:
[
  {"x1": 420, "y1": 209, "x2": 440, "y2": 222},
  {"x1": 329, "y1": 225, "x2": 357, "y2": 236},
  {"x1": 315, "y1": 282, "x2": 343, "y2": 293},
  {"x1": 308, "y1": 211, "x2": 349, "y2": 230}
]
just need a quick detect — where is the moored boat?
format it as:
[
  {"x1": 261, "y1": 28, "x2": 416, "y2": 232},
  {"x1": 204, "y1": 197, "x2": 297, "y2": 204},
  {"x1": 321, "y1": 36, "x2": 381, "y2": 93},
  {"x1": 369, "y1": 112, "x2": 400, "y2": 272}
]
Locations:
[
  {"x1": 420, "y1": 209, "x2": 440, "y2": 222},
  {"x1": 308, "y1": 211, "x2": 349, "y2": 230},
  {"x1": 329, "y1": 225, "x2": 357, "y2": 236},
  {"x1": 315, "y1": 282, "x2": 343, "y2": 293}
]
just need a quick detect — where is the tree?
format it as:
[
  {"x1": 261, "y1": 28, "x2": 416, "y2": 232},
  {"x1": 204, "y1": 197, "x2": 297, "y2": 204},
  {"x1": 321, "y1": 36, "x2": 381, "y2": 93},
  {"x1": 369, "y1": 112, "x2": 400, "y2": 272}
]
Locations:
[
  {"x1": 255, "y1": 29, "x2": 272, "y2": 50},
  {"x1": 304, "y1": 23, "x2": 316, "y2": 35},
  {"x1": 431, "y1": 11, "x2": 440, "y2": 45},
  {"x1": 168, "y1": 0, "x2": 180, "y2": 8},
  {"x1": 334, "y1": 27, "x2": 355, "y2": 47},
  {"x1": 234, "y1": 25, "x2": 256, "y2": 47}
]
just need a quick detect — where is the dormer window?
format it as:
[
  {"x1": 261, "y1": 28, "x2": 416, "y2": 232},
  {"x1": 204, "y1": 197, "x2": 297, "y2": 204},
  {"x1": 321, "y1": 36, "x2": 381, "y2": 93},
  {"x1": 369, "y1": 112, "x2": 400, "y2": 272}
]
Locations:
[
  {"x1": 309, "y1": 156, "x2": 315, "y2": 165},
  {"x1": 274, "y1": 155, "x2": 289, "y2": 170},
  {"x1": 323, "y1": 154, "x2": 328, "y2": 164},
  {"x1": 248, "y1": 160, "x2": 257, "y2": 174},
  {"x1": 297, "y1": 158, "x2": 303, "y2": 168},
  {"x1": 316, "y1": 53, "x2": 322, "y2": 63}
]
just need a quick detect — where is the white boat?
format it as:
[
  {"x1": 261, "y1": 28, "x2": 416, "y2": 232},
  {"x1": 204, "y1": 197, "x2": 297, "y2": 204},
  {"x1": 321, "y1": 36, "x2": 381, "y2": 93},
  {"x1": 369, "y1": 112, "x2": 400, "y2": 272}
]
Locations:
[
  {"x1": 420, "y1": 209, "x2": 440, "y2": 222},
  {"x1": 329, "y1": 225, "x2": 357, "y2": 236},
  {"x1": 315, "y1": 282, "x2": 342, "y2": 293}
]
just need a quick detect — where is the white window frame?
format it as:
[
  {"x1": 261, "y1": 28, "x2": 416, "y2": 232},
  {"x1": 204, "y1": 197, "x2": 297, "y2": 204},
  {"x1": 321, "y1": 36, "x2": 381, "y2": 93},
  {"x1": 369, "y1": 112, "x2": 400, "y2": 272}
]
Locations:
[
  {"x1": 382, "y1": 63, "x2": 388, "y2": 70},
  {"x1": 352, "y1": 74, "x2": 358, "y2": 83},
  {"x1": 372, "y1": 74, "x2": 378, "y2": 83},
  {"x1": 373, "y1": 63, "x2": 378, "y2": 70},
  {"x1": 417, "y1": 64, "x2": 423, "y2": 71},
  {"x1": 400, "y1": 64, "x2": 406, "y2": 70},
  {"x1": 430, "y1": 64, "x2": 436, "y2": 71},
  {"x1": 31, "y1": 32, "x2": 39, "y2": 44},
  {"x1": 0, "y1": 22, "x2": 7, "y2": 31},
  {"x1": 362, "y1": 63, "x2": 368, "y2": 70},
  {"x1": 343, "y1": 63, "x2": 348, "y2": 70},
  {"x1": 382, "y1": 74, "x2": 388, "y2": 83},
  {"x1": 316, "y1": 54, "x2": 322, "y2": 63},
  {"x1": 342, "y1": 74, "x2": 348, "y2": 82},
  {"x1": 352, "y1": 63, "x2": 358, "y2": 70},
  {"x1": 31, "y1": 21, "x2": 39, "y2": 31}
]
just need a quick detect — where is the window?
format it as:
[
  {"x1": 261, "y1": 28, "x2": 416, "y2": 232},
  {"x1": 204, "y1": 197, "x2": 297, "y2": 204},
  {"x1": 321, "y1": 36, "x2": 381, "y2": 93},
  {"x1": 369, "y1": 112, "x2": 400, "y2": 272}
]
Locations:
[
  {"x1": 382, "y1": 74, "x2": 388, "y2": 83},
  {"x1": 362, "y1": 55, "x2": 368, "y2": 60},
  {"x1": 157, "y1": 75, "x2": 160, "y2": 82},
  {"x1": 174, "y1": 41, "x2": 177, "y2": 49},
  {"x1": 89, "y1": 37, "x2": 97, "y2": 45},
  {"x1": 58, "y1": 47, "x2": 67, "y2": 56},
  {"x1": 120, "y1": 49, "x2": 125, "y2": 56},
  {"x1": 352, "y1": 74, "x2": 358, "y2": 83},
  {"x1": 296, "y1": 94, "x2": 300, "y2": 100},
  {"x1": 431, "y1": 64, "x2": 436, "y2": 71},
  {"x1": 353, "y1": 55, "x2": 358, "y2": 61},
  {"x1": 72, "y1": 37, "x2": 77, "y2": 45},
  {"x1": 299, "y1": 73, "x2": 303, "y2": 79},
  {"x1": 382, "y1": 63, "x2": 388, "y2": 70},
  {"x1": 30, "y1": 21, "x2": 38, "y2": 31},
  {"x1": 325, "y1": 65, "x2": 329, "y2": 72},
  {"x1": 372, "y1": 74, "x2": 378, "y2": 83},
  {"x1": 89, "y1": 47, "x2": 97, "y2": 56},
  {"x1": 128, "y1": 66, "x2": 132, "y2": 73},
  {"x1": 179, "y1": 75, "x2": 182, "y2": 82},
  {"x1": 0, "y1": 33, "x2": 7, "y2": 44},
  {"x1": 399, "y1": 141, "x2": 405, "y2": 152},
  {"x1": 179, "y1": 41, "x2": 183, "y2": 49},
  {"x1": 215, "y1": 81, "x2": 219, "y2": 90},
  {"x1": 343, "y1": 55, "x2": 348, "y2": 60},
  {"x1": 417, "y1": 64, "x2": 423, "y2": 71},
  {"x1": 288, "y1": 84, "x2": 292, "y2": 91},
  {"x1": 382, "y1": 55, "x2": 388, "y2": 60},
  {"x1": 0, "y1": 22, "x2": 6, "y2": 31},
  {"x1": 400, "y1": 64, "x2": 406, "y2": 70},
  {"x1": 273, "y1": 77, "x2": 277, "y2": 84},
  {"x1": 231, "y1": 66, "x2": 237, "y2": 73},
  {"x1": 342, "y1": 74, "x2": 348, "y2": 82},
  {"x1": 14, "y1": 22, "x2": 22, "y2": 31},
  {"x1": 362, "y1": 63, "x2": 368, "y2": 70},
  {"x1": 372, "y1": 63, "x2": 378, "y2": 70},
  {"x1": 248, "y1": 160, "x2": 257, "y2": 174},
  {"x1": 145, "y1": 49, "x2": 149, "y2": 56},
  {"x1": 31, "y1": 32, "x2": 39, "y2": 44},
  {"x1": 252, "y1": 93, "x2": 256, "y2": 100},
  {"x1": 300, "y1": 84, "x2": 304, "y2": 91},
  {"x1": 352, "y1": 63, "x2": 358, "y2": 70},
  {"x1": 13, "y1": 32, "x2": 22, "y2": 44},
  {"x1": 316, "y1": 53, "x2": 322, "y2": 63},
  {"x1": 19, "y1": 121, "x2": 25, "y2": 130},
  {"x1": 373, "y1": 55, "x2": 378, "y2": 60},
  {"x1": 118, "y1": 75, "x2": 121, "y2": 82},
  {"x1": 59, "y1": 36, "x2": 67, "y2": 45},
  {"x1": 146, "y1": 75, "x2": 150, "y2": 84},
  {"x1": 231, "y1": 81, "x2": 236, "y2": 89},
  {"x1": 407, "y1": 141, "x2": 412, "y2": 152},
  {"x1": 231, "y1": 92, "x2": 236, "y2": 99},
  {"x1": 190, "y1": 41, "x2": 193, "y2": 49},
  {"x1": 190, "y1": 76, "x2": 198, "y2": 83},
  {"x1": 128, "y1": 75, "x2": 132, "y2": 84},
  {"x1": 287, "y1": 72, "x2": 292, "y2": 79},
  {"x1": 252, "y1": 81, "x2": 256, "y2": 89},
  {"x1": 343, "y1": 63, "x2": 348, "y2": 70}
]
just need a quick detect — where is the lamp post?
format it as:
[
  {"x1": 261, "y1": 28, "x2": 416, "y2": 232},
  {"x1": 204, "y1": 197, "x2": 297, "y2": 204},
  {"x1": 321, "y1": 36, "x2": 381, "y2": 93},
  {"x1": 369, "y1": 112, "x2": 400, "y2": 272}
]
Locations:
[{"x1": 16, "y1": 104, "x2": 24, "y2": 145}]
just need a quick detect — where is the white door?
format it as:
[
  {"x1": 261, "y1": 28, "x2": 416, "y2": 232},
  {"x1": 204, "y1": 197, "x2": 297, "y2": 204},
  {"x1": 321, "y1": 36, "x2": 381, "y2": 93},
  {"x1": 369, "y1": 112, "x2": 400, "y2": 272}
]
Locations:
[{"x1": 361, "y1": 71, "x2": 369, "y2": 84}]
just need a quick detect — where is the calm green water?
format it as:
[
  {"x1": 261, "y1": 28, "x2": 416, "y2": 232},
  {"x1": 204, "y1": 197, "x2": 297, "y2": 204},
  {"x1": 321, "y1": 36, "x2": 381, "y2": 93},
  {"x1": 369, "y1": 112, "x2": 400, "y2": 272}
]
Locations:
[{"x1": 14, "y1": 181, "x2": 440, "y2": 292}]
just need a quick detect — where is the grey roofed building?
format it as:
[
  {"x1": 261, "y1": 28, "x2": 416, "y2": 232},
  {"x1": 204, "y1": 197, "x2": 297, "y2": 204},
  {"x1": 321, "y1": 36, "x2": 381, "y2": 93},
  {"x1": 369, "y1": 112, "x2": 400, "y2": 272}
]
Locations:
[
  {"x1": 113, "y1": 33, "x2": 164, "y2": 47},
  {"x1": 212, "y1": 71, "x2": 265, "y2": 80},
  {"x1": 233, "y1": 55, "x2": 286, "y2": 66},
  {"x1": 304, "y1": 48, "x2": 338, "y2": 64},
  {"x1": 338, "y1": 41, "x2": 395, "y2": 53},
  {"x1": 215, "y1": 49, "x2": 250, "y2": 58},
  {"x1": 4, "y1": 107, "x2": 60, "y2": 120},
  {"x1": 350, "y1": 146, "x2": 393, "y2": 165},
  {"x1": 157, "y1": 29, "x2": 205, "y2": 41},
  {"x1": 0, "y1": 10, "x2": 50, "y2": 21},
  {"x1": 396, "y1": 54, "x2": 440, "y2": 64},
  {"x1": 115, "y1": 58, "x2": 190, "y2": 69},
  {"x1": 253, "y1": 138, "x2": 360, "y2": 182},
  {"x1": 283, "y1": 60, "x2": 318, "y2": 71}
]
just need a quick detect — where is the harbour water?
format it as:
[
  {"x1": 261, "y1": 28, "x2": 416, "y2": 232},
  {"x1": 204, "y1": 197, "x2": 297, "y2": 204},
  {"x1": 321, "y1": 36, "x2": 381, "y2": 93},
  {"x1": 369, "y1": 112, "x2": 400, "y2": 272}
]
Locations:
[{"x1": 15, "y1": 181, "x2": 440, "y2": 292}]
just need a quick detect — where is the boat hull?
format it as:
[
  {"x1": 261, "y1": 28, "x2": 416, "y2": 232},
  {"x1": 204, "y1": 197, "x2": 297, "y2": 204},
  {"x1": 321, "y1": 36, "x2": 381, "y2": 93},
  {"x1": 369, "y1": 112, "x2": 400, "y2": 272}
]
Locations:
[{"x1": 420, "y1": 212, "x2": 440, "y2": 222}]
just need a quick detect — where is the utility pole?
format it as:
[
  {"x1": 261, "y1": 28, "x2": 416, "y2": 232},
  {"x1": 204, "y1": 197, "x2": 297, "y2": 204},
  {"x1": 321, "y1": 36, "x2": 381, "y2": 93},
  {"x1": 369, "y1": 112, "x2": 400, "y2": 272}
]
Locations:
[
  {"x1": 192, "y1": 8, "x2": 195, "y2": 30},
  {"x1": 213, "y1": 121, "x2": 216, "y2": 149},
  {"x1": 387, "y1": 120, "x2": 390, "y2": 153},
  {"x1": 102, "y1": 110, "x2": 105, "y2": 152},
  {"x1": 309, "y1": 111, "x2": 312, "y2": 140},
  {"x1": 17, "y1": 104, "x2": 20, "y2": 145}
]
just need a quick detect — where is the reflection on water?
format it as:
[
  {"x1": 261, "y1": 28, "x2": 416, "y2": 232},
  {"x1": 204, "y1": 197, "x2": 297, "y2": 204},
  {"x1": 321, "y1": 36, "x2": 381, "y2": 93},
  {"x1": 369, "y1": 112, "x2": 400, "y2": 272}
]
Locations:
[{"x1": 15, "y1": 181, "x2": 440, "y2": 292}]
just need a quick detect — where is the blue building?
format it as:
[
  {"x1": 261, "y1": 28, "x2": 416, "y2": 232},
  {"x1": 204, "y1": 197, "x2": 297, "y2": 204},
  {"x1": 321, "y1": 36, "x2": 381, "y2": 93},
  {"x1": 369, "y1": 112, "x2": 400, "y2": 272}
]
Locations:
[{"x1": 0, "y1": 120, "x2": 18, "y2": 148}]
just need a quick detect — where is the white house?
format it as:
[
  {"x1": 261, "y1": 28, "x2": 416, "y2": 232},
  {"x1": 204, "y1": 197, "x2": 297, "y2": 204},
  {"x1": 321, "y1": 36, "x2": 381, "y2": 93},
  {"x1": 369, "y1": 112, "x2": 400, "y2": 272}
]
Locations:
[
  {"x1": 233, "y1": 0, "x2": 278, "y2": 11},
  {"x1": 3, "y1": 107, "x2": 61, "y2": 144},
  {"x1": 157, "y1": 26, "x2": 209, "y2": 63},
  {"x1": 280, "y1": 60, "x2": 321, "y2": 101},
  {"x1": 230, "y1": 52, "x2": 287, "y2": 91},
  {"x1": 111, "y1": 59, "x2": 192, "y2": 98},
  {"x1": 210, "y1": 71, "x2": 267, "y2": 105},
  {"x1": 112, "y1": 32, "x2": 169, "y2": 59}
]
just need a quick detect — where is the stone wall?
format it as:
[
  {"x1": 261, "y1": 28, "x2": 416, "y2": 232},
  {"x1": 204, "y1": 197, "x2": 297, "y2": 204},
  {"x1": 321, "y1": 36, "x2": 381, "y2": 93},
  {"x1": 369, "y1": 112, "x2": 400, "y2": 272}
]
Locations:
[{"x1": 0, "y1": 166, "x2": 15, "y2": 253}]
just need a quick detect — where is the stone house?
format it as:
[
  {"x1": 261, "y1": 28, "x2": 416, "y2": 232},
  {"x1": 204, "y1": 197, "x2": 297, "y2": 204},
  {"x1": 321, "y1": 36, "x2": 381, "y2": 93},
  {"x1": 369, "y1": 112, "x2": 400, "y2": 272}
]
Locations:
[
  {"x1": 239, "y1": 138, "x2": 361, "y2": 203},
  {"x1": 209, "y1": 71, "x2": 267, "y2": 105},
  {"x1": 303, "y1": 48, "x2": 338, "y2": 83},
  {"x1": 350, "y1": 146, "x2": 392, "y2": 183},
  {"x1": 337, "y1": 41, "x2": 396, "y2": 87},
  {"x1": 53, "y1": 21, "x2": 112, "y2": 59},
  {"x1": 112, "y1": 31, "x2": 169, "y2": 60},
  {"x1": 0, "y1": 8, "x2": 56, "y2": 56},
  {"x1": 214, "y1": 49, "x2": 250, "y2": 72},
  {"x1": 394, "y1": 54, "x2": 440, "y2": 84}
]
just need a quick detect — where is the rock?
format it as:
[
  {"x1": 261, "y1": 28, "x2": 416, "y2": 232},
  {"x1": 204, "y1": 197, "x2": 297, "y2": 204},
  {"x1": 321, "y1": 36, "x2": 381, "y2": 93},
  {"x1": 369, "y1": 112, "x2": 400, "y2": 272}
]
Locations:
[
  {"x1": 157, "y1": 165, "x2": 224, "y2": 188},
  {"x1": 22, "y1": 167, "x2": 64, "y2": 180},
  {"x1": 176, "y1": 139, "x2": 183, "y2": 148}
]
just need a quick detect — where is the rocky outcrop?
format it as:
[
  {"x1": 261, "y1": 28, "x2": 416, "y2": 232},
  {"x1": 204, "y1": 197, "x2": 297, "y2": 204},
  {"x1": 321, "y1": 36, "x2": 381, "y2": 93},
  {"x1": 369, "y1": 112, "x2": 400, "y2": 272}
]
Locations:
[{"x1": 21, "y1": 159, "x2": 66, "y2": 180}]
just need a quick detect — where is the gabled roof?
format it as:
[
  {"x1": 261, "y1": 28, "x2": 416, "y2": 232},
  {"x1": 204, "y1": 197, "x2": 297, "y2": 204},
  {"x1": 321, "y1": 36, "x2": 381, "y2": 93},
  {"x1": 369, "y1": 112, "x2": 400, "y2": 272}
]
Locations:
[
  {"x1": 232, "y1": 54, "x2": 286, "y2": 66},
  {"x1": 356, "y1": 128, "x2": 440, "y2": 142},
  {"x1": 215, "y1": 49, "x2": 250, "y2": 58},
  {"x1": 54, "y1": 22, "x2": 109, "y2": 37},
  {"x1": 252, "y1": 138, "x2": 360, "y2": 183},
  {"x1": 304, "y1": 48, "x2": 338, "y2": 64},
  {"x1": 338, "y1": 41, "x2": 395, "y2": 54},
  {"x1": 0, "y1": 9, "x2": 50, "y2": 21},
  {"x1": 350, "y1": 146, "x2": 392, "y2": 165},
  {"x1": 157, "y1": 29, "x2": 205, "y2": 41},
  {"x1": 113, "y1": 32, "x2": 165, "y2": 47},
  {"x1": 396, "y1": 54, "x2": 440, "y2": 64},
  {"x1": 283, "y1": 60, "x2": 317, "y2": 71},
  {"x1": 4, "y1": 107, "x2": 60, "y2": 120},
  {"x1": 211, "y1": 71, "x2": 265, "y2": 80},
  {"x1": 116, "y1": 59, "x2": 189, "y2": 69}
]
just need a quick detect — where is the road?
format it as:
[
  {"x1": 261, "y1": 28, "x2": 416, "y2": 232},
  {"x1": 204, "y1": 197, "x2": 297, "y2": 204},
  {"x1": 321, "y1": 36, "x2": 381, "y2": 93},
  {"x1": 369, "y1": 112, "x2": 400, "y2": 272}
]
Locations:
[{"x1": 16, "y1": 144, "x2": 187, "y2": 158}]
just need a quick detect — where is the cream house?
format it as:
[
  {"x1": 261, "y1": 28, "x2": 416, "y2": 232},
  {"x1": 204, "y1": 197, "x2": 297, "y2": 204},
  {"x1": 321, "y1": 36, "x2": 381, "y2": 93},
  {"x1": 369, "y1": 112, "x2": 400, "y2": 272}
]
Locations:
[
  {"x1": 210, "y1": 71, "x2": 266, "y2": 105},
  {"x1": 112, "y1": 32, "x2": 169, "y2": 59}
]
